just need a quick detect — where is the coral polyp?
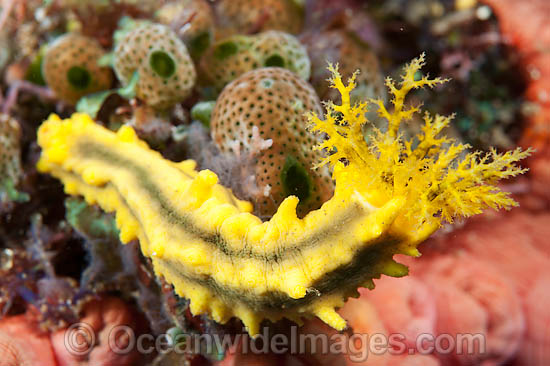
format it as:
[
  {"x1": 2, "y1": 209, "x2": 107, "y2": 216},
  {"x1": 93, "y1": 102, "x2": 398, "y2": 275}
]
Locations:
[{"x1": 35, "y1": 55, "x2": 530, "y2": 335}]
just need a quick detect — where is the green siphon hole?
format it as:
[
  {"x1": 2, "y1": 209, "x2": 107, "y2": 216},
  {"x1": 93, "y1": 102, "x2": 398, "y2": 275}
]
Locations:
[
  {"x1": 264, "y1": 54, "x2": 285, "y2": 68},
  {"x1": 189, "y1": 32, "x2": 212, "y2": 58},
  {"x1": 213, "y1": 41, "x2": 238, "y2": 60},
  {"x1": 281, "y1": 155, "x2": 311, "y2": 202},
  {"x1": 150, "y1": 51, "x2": 176, "y2": 78},
  {"x1": 67, "y1": 66, "x2": 91, "y2": 90}
]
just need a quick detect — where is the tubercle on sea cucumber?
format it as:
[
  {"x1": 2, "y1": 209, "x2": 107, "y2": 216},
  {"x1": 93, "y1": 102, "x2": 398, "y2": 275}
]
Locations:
[{"x1": 36, "y1": 55, "x2": 530, "y2": 335}]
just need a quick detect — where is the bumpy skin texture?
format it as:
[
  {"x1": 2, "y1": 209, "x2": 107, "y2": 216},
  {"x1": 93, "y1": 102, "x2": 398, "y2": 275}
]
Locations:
[
  {"x1": 42, "y1": 33, "x2": 113, "y2": 105},
  {"x1": 36, "y1": 57, "x2": 528, "y2": 336},
  {"x1": 214, "y1": 0, "x2": 303, "y2": 37},
  {"x1": 0, "y1": 114, "x2": 22, "y2": 184},
  {"x1": 37, "y1": 113, "x2": 419, "y2": 336},
  {"x1": 305, "y1": 30, "x2": 385, "y2": 103},
  {"x1": 201, "y1": 31, "x2": 310, "y2": 90},
  {"x1": 210, "y1": 68, "x2": 332, "y2": 217},
  {"x1": 155, "y1": 0, "x2": 216, "y2": 59},
  {"x1": 114, "y1": 23, "x2": 197, "y2": 109}
]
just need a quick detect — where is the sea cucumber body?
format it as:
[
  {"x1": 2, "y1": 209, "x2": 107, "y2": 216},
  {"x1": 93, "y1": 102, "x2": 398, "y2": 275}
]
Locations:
[{"x1": 37, "y1": 113, "x2": 434, "y2": 334}]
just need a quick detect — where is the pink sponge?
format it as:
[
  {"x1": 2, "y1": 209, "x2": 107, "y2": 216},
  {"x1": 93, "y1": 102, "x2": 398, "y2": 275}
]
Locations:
[
  {"x1": 359, "y1": 277, "x2": 436, "y2": 350},
  {"x1": 420, "y1": 254, "x2": 525, "y2": 365},
  {"x1": 51, "y1": 297, "x2": 142, "y2": 366},
  {"x1": 517, "y1": 277, "x2": 550, "y2": 366},
  {"x1": 0, "y1": 314, "x2": 57, "y2": 366}
]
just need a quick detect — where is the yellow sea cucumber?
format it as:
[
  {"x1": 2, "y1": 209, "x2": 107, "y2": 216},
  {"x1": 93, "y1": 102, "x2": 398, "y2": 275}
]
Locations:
[{"x1": 36, "y1": 55, "x2": 530, "y2": 335}]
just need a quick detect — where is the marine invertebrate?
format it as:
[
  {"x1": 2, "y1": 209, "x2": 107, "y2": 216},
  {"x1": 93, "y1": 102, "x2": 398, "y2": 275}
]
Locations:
[
  {"x1": 191, "y1": 101, "x2": 216, "y2": 127},
  {"x1": 155, "y1": 0, "x2": 216, "y2": 59},
  {"x1": 15, "y1": 22, "x2": 40, "y2": 60},
  {"x1": 412, "y1": 208, "x2": 550, "y2": 365},
  {"x1": 421, "y1": 254, "x2": 524, "y2": 365},
  {"x1": 0, "y1": 113, "x2": 27, "y2": 207},
  {"x1": 303, "y1": 29, "x2": 385, "y2": 103},
  {"x1": 50, "y1": 297, "x2": 143, "y2": 366},
  {"x1": 210, "y1": 67, "x2": 333, "y2": 217},
  {"x1": 0, "y1": 314, "x2": 57, "y2": 366},
  {"x1": 522, "y1": 277, "x2": 550, "y2": 366},
  {"x1": 0, "y1": 114, "x2": 22, "y2": 187},
  {"x1": 482, "y1": 0, "x2": 550, "y2": 205},
  {"x1": 214, "y1": 0, "x2": 303, "y2": 37},
  {"x1": 1, "y1": 0, "x2": 65, "y2": 64},
  {"x1": 201, "y1": 31, "x2": 310, "y2": 91},
  {"x1": 0, "y1": 300, "x2": 141, "y2": 366},
  {"x1": 114, "y1": 23, "x2": 197, "y2": 109},
  {"x1": 36, "y1": 55, "x2": 529, "y2": 335},
  {"x1": 42, "y1": 33, "x2": 113, "y2": 105},
  {"x1": 359, "y1": 277, "x2": 436, "y2": 351},
  {"x1": 200, "y1": 35, "x2": 254, "y2": 89},
  {"x1": 181, "y1": 121, "x2": 275, "y2": 216},
  {"x1": 251, "y1": 31, "x2": 310, "y2": 78},
  {"x1": 56, "y1": 0, "x2": 155, "y2": 48}
]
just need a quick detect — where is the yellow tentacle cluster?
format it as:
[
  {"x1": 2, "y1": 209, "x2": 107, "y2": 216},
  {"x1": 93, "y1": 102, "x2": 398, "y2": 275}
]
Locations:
[{"x1": 36, "y1": 55, "x2": 529, "y2": 335}]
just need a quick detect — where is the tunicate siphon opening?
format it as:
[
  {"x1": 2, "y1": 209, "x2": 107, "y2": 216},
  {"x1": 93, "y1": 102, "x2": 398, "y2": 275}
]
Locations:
[
  {"x1": 281, "y1": 155, "x2": 311, "y2": 202},
  {"x1": 67, "y1": 66, "x2": 91, "y2": 90},
  {"x1": 264, "y1": 54, "x2": 285, "y2": 68},
  {"x1": 150, "y1": 51, "x2": 176, "y2": 78}
]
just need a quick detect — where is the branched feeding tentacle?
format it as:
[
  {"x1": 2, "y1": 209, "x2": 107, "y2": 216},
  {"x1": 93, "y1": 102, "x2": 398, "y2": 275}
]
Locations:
[{"x1": 308, "y1": 53, "x2": 532, "y2": 229}]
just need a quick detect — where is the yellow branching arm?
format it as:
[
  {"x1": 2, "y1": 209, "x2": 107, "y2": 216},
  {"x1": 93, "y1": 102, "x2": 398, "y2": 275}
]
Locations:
[
  {"x1": 36, "y1": 54, "x2": 530, "y2": 335},
  {"x1": 309, "y1": 53, "x2": 532, "y2": 228}
]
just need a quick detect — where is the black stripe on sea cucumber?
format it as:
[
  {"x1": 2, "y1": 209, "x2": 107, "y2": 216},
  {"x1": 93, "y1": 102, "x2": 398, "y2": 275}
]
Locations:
[
  {"x1": 66, "y1": 141, "x2": 407, "y2": 311},
  {"x1": 75, "y1": 141, "x2": 364, "y2": 263},
  {"x1": 162, "y1": 234, "x2": 403, "y2": 311},
  {"x1": 72, "y1": 168, "x2": 404, "y2": 311}
]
